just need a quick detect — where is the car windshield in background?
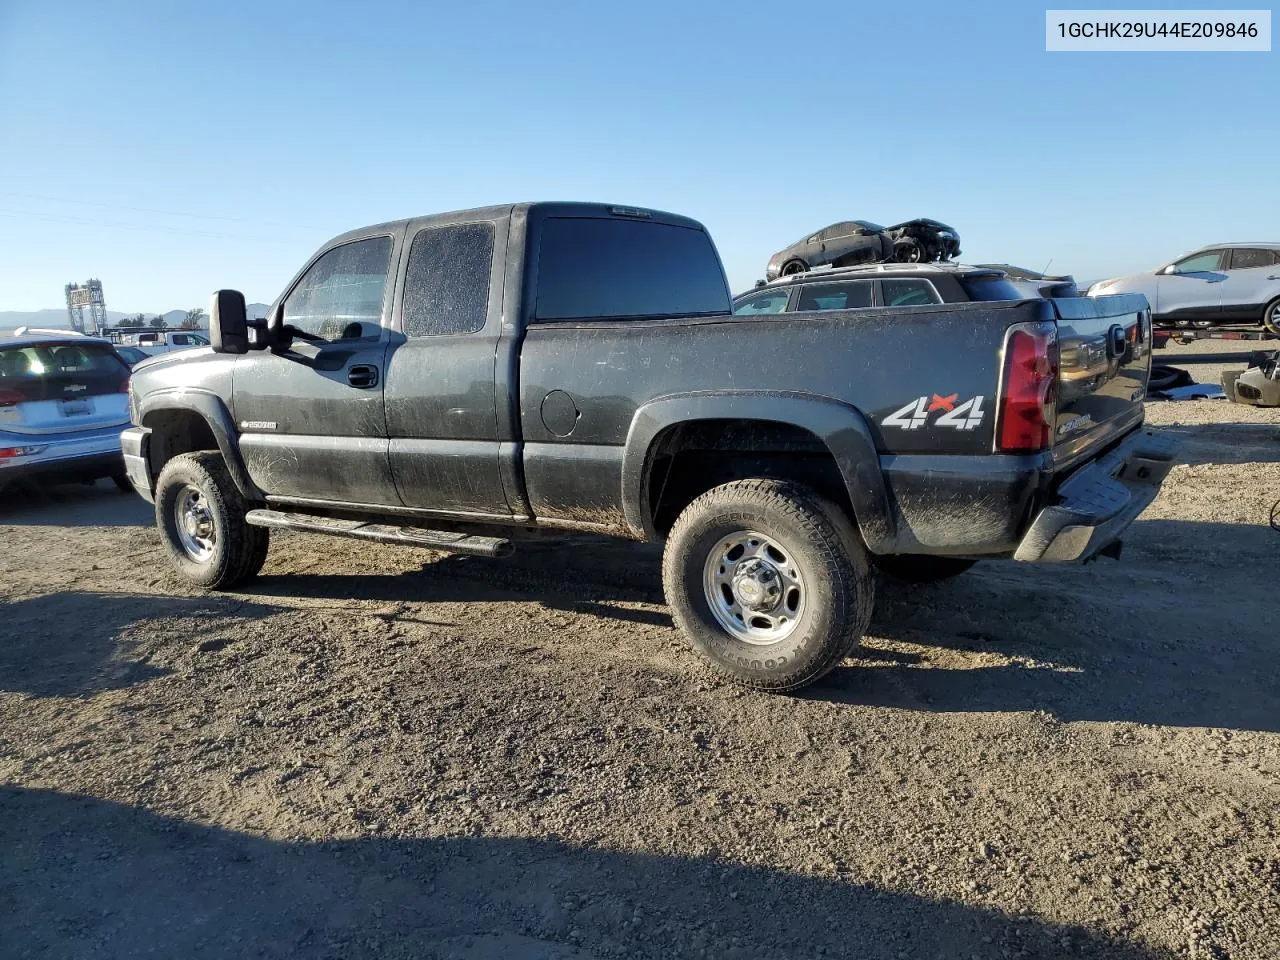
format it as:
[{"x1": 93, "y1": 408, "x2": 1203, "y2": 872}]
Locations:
[
  {"x1": 534, "y1": 218, "x2": 730, "y2": 321},
  {"x1": 958, "y1": 275, "x2": 1028, "y2": 302},
  {"x1": 0, "y1": 342, "x2": 129, "y2": 403}
]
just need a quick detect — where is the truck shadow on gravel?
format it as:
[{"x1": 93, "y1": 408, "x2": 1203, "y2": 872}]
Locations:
[
  {"x1": 3, "y1": 784, "x2": 1177, "y2": 960},
  {"x1": 0, "y1": 591, "x2": 280, "y2": 698},
  {"x1": 258, "y1": 535, "x2": 673, "y2": 629}
]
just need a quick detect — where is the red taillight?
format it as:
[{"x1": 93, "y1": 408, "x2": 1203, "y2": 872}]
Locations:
[
  {"x1": 0, "y1": 388, "x2": 24, "y2": 407},
  {"x1": 997, "y1": 322, "x2": 1058, "y2": 453}
]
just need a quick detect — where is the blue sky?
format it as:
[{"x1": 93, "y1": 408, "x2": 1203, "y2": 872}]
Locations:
[{"x1": 0, "y1": 1, "x2": 1275, "y2": 311}]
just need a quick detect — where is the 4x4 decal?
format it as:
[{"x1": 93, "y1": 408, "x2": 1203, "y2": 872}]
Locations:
[{"x1": 884, "y1": 394, "x2": 986, "y2": 431}]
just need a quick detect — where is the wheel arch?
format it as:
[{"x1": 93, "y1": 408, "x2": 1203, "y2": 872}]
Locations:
[
  {"x1": 621, "y1": 392, "x2": 895, "y2": 551},
  {"x1": 139, "y1": 389, "x2": 261, "y2": 501}
]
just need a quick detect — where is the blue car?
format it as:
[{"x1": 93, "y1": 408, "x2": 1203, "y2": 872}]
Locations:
[{"x1": 0, "y1": 333, "x2": 133, "y2": 495}]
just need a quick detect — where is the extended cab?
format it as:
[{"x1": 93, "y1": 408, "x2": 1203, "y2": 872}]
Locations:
[{"x1": 121, "y1": 202, "x2": 1175, "y2": 691}]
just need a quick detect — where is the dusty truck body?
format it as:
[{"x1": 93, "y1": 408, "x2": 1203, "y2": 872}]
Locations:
[{"x1": 120, "y1": 202, "x2": 1175, "y2": 691}]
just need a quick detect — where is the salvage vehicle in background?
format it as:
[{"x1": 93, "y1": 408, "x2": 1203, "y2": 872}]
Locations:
[
  {"x1": 114, "y1": 345, "x2": 150, "y2": 366},
  {"x1": 885, "y1": 218, "x2": 961, "y2": 264},
  {"x1": 734, "y1": 262, "x2": 1045, "y2": 315},
  {"x1": 1087, "y1": 243, "x2": 1280, "y2": 334},
  {"x1": 0, "y1": 334, "x2": 131, "y2": 495},
  {"x1": 765, "y1": 218, "x2": 961, "y2": 279},
  {"x1": 121, "y1": 201, "x2": 1174, "y2": 692},
  {"x1": 766, "y1": 221, "x2": 892, "y2": 279}
]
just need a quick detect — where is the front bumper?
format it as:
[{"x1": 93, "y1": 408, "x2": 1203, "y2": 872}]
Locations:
[
  {"x1": 1013, "y1": 429, "x2": 1178, "y2": 563},
  {"x1": 120, "y1": 426, "x2": 155, "y2": 503}
]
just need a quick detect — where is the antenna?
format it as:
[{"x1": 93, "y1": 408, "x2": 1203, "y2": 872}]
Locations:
[{"x1": 1040, "y1": 257, "x2": 1054, "y2": 277}]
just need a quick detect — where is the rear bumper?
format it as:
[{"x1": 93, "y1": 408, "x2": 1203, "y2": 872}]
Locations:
[
  {"x1": 0, "y1": 425, "x2": 127, "y2": 490},
  {"x1": 1013, "y1": 428, "x2": 1178, "y2": 563},
  {"x1": 120, "y1": 426, "x2": 155, "y2": 503}
]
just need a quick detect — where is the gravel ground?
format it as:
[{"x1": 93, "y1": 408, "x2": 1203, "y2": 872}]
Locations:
[{"x1": 2, "y1": 359, "x2": 1278, "y2": 959}]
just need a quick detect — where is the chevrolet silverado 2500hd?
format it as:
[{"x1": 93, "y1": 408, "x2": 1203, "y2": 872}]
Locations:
[{"x1": 121, "y1": 202, "x2": 1175, "y2": 691}]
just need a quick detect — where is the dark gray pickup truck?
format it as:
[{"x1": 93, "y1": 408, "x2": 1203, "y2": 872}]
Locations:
[{"x1": 122, "y1": 202, "x2": 1176, "y2": 691}]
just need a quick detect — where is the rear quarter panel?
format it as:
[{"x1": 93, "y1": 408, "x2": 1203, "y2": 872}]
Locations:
[{"x1": 518, "y1": 300, "x2": 1049, "y2": 524}]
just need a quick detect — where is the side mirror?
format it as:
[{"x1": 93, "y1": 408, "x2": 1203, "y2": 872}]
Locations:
[
  {"x1": 1160, "y1": 265, "x2": 1177, "y2": 276},
  {"x1": 209, "y1": 290, "x2": 249, "y2": 355}
]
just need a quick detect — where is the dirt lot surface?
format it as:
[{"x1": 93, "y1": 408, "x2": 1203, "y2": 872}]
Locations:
[{"x1": 3, "y1": 349, "x2": 1278, "y2": 959}]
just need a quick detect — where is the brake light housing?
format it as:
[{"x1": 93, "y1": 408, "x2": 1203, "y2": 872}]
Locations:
[{"x1": 997, "y1": 321, "x2": 1058, "y2": 453}]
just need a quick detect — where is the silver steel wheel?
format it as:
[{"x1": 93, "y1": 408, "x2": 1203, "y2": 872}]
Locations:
[
  {"x1": 174, "y1": 484, "x2": 216, "y2": 563},
  {"x1": 702, "y1": 530, "x2": 806, "y2": 644},
  {"x1": 1265, "y1": 302, "x2": 1280, "y2": 336}
]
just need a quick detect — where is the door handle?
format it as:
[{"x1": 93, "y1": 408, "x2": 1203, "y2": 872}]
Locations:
[
  {"x1": 1268, "y1": 275, "x2": 1280, "y2": 280},
  {"x1": 347, "y1": 364, "x2": 379, "y2": 388}
]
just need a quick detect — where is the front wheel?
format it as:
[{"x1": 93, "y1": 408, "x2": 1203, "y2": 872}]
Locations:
[
  {"x1": 662, "y1": 479, "x2": 874, "y2": 692},
  {"x1": 154, "y1": 451, "x2": 268, "y2": 590},
  {"x1": 1263, "y1": 297, "x2": 1280, "y2": 337}
]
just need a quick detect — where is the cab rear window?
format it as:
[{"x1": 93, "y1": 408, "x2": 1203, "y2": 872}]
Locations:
[
  {"x1": 533, "y1": 217, "x2": 730, "y2": 321},
  {"x1": 0, "y1": 342, "x2": 129, "y2": 403}
]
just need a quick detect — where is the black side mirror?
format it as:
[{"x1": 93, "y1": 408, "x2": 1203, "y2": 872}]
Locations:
[{"x1": 209, "y1": 290, "x2": 249, "y2": 355}]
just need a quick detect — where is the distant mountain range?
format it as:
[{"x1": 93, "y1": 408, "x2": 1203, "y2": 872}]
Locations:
[{"x1": 1, "y1": 304, "x2": 270, "y2": 335}]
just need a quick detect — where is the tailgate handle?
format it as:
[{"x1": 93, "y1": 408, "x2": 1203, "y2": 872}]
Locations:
[{"x1": 1107, "y1": 325, "x2": 1127, "y2": 359}]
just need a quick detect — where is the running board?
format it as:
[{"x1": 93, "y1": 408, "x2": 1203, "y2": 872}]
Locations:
[{"x1": 244, "y1": 509, "x2": 514, "y2": 558}]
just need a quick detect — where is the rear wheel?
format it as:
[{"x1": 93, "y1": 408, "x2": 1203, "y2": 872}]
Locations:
[
  {"x1": 780, "y1": 259, "x2": 808, "y2": 276},
  {"x1": 1190, "y1": 318, "x2": 1214, "y2": 329},
  {"x1": 1264, "y1": 297, "x2": 1280, "y2": 337},
  {"x1": 662, "y1": 479, "x2": 874, "y2": 692},
  {"x1": 875, "y1": 554, "x2": 976, "y2": 583},
  {"x1": 154, "y1": 451, "x2": 268, "y2": 590}
]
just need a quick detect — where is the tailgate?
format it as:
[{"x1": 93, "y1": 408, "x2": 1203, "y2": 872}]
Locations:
[{"x1": 1050, "y1": 293, "x2": 1151, "y2": 467}]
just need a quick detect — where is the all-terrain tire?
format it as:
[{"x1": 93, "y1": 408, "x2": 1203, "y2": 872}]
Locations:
[
  {"x1": 875, "y1": 554, "x2": 976, "y2": 583},
  {"x1": 154, "y1": 451, "x2": 267, "y2": 590},
  {"x1": 662, "y1": 479, "x2": 874, "y2": 692}
]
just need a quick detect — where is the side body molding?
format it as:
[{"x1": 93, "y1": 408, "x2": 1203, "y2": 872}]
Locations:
[
  {"x1": 620, "y1": 391, "x2": 894, "y2": 550},
  {"x1": 138, "y1": 388, "x2": 262, "y2": 501}
]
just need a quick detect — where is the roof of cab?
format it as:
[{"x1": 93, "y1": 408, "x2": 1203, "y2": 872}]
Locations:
[{"x1": 325, "y1": 202, "x2": 708, "y2": 247}]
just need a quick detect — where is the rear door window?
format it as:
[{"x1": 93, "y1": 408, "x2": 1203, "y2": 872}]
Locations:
[
  {"x1": 402, "y1": 222, "x2": 495, "y2": 337},
  {"x1": 0, "y1": 342, "x2": 129, "y2": 402},
  {"x1": 732, "y1": 289, "x2": 792, "y2": 315},
  {"x1": 881, "y1": 278, "x2": 942, "y2": 307},
  {"x1": 1228, "y1": 248, "x2": 1279, "y2": 270},
  {"x1": 533, "y1": 217, "x2": 730, "y2": 321},
  {"x1": 795, "y1": 281, "x2": 873, "y2": 312}
]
